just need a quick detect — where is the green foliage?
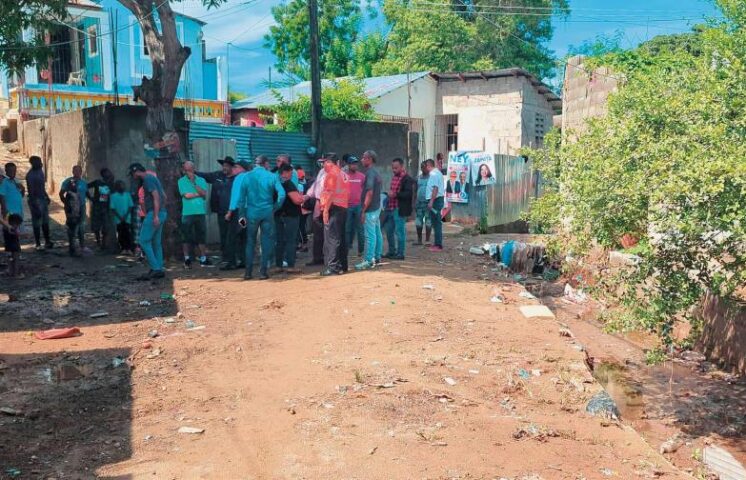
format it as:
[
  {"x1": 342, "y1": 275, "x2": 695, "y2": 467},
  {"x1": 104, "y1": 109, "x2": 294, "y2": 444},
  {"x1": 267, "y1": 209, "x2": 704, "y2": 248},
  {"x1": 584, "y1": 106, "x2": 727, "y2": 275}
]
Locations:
[
  {"x1": 263, "y1": 79, "x2": 376, "y2": 132},
  {"x1": 228, "y1": 90, "x2": 248, "y2": 104},
  {"x1": 567, "y1": 31, "x2": 624, "y2": 58},
  {"x1": 263, "y1": 0, "x2": 364, "y2": 79},
  {"x1": 373, "y1": 0, "x2": 567, "y2": 79},
  {"x1": 523, "y1": 5, "x2": 746, "y2": 345},
  {"x1": 0, "y1": 0, "x2": 68, "y2": 73}
]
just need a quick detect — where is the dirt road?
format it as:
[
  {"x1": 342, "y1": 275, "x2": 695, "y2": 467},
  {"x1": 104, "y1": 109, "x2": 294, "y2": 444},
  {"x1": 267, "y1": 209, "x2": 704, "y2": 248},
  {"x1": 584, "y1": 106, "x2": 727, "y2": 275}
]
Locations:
[{"x1": 0, "y1": 230, "x2": 687, "y2": 480}]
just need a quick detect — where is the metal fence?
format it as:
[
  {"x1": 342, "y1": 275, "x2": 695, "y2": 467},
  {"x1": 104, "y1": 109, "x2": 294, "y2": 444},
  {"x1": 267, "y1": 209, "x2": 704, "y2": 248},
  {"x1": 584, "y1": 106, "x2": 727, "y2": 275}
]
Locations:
[
  {"x1": 188, "y1": 122, "x2": 313, "y2": 170},
  {"x1": 450, "y1": 154, "x2": 536, "y2": 227}
]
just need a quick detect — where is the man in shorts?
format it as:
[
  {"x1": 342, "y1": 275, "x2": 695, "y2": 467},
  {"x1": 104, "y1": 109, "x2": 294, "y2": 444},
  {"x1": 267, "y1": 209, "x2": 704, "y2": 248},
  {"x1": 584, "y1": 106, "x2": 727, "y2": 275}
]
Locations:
[{"x1": 177, "y1": 161, "x2": 210, "y2": 268}]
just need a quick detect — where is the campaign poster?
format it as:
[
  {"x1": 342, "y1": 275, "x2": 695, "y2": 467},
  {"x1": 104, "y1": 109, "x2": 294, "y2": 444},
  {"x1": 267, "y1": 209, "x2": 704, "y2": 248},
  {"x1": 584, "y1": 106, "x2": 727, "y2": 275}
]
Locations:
[
  {"x1": 470, "y1": 153, "x2": 497, "y2": 186},
  {"x1": 446, "y1": 151, "x2": 471, "y2": 203}
]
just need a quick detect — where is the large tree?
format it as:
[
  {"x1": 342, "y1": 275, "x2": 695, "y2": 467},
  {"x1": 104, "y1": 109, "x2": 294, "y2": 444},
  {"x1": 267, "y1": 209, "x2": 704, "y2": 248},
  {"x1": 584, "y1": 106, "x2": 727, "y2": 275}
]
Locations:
[
  {"x1": 264, "y1": 0, "x2": 363, "y2": 80},
  {"x1": 0, "y1": 0, "x2": 67, "y2": 73}
]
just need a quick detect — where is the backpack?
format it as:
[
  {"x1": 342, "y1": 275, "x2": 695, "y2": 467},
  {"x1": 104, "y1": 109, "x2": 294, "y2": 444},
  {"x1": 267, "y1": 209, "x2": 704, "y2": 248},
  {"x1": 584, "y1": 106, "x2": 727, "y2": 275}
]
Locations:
[{"x1": 64, "y1": 186, "x2": 82, "y2": 225}]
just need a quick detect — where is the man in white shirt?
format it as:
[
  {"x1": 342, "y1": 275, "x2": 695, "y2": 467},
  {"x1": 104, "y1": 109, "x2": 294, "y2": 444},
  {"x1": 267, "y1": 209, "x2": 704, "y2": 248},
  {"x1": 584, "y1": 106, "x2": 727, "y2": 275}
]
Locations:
[
  {"x1": 424, "y1": 158, "x2": 445, "y2": 252},
  {"x1": 303, "y1": 154, "x2": 331, "y2": 266}
]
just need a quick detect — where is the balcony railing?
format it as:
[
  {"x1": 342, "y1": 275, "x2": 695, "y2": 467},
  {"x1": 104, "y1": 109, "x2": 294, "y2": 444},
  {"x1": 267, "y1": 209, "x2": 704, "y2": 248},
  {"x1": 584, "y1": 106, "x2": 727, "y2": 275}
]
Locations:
[{"x1": 10, "y1": 86, "x2": 227, "y2": 123}]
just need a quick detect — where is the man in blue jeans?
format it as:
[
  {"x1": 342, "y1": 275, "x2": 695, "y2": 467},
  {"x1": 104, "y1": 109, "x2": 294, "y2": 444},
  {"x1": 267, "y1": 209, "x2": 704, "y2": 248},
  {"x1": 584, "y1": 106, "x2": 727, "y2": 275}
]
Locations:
[
  {"x1": 233, "y1": 155, "x2": 285, "y2": 280},
  {"x1": 129, "y1": 163, "x2": 167, "y2": 281},
  {"x1": 383, "y1": 158, "x2": 415, "y2": 260},
  {"x1": 355, "y1": 150, "x2": 384, "y2": 271},
  {"x1": 344, "y1": 155, "x2": 366, "y2": 256},
  {"x1": 424, "y1": 158, "x2": 445, "y2": 252}
]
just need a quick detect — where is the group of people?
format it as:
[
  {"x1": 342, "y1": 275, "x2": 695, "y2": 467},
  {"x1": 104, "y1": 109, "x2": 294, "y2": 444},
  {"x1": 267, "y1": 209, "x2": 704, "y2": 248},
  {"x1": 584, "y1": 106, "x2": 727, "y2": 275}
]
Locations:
[{"x1": 0, "y1": 150, "x2": 450, "y2": 281}]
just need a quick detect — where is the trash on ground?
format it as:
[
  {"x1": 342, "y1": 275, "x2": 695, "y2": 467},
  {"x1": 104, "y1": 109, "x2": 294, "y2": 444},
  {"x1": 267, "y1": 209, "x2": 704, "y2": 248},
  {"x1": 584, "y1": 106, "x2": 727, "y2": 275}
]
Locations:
[
  {"x1": 513, "y1": 423, "x2": 559, "y2": 441},
  {"x1": 519, "y1": 291, "x2": 536, "y2": 300},
  {"x1": 187, "y1": 325, "x2": 206, "y2": 331},
  {"x1": 160, "y1": 293, "x2": 175, "y2": 300},
  {"x1": 0, "y1": 407, "x2": 22, "y2": 416},
  {"x1": 422, "y1": 284, "x2": 435, "y2": 290},
  {"x1": 531, "y1": 369, "x2": 542, "y2": 377},
  {"x1": 444, "y1": 377, "x2": 457, "y2": 386},
  {"x1": 469, "y1": 246, "x2": 485, "y2": 255},
  {"x1": 609, "y1": 251, "x2": 642, "y2": 267},
  {"x1": 659, "y1": 435, "x2": 683, "y2": 454},
  {"x1": 261, "y1": 299, "x2": 285, "y2": 310},
  {"x1": 586, "y1": 391, "x2": 621, "y2": 420},
  {"x1": 519, "y1": 305, "x2": 555, "y2": 319},
  {"x1": 490, "y1": 295, "x2": 503, "y2": 304},
  {"x1": 34, "y1": 327, "x2": 81, "y2": 340},
  {"x1": 564, "y1": 284, "x2": 588, "y2": 304},
  {"x1": 148, "y1": 330, "x2": 159, "y2": 338},
  {"x1": 112, "y1": 356, "x2": 127, "y2": 368},
  {"x1": 517, "y1": 369, "x2": 531, "y2": 380},
  {"x1": 178, "y1": 426, "x2": 205, "y2": 434},
  {"x1": 139, "y1": 300, "x2": 151, "y2": 307},
  {"x1": 89, "y1": 311, "x2": 109, "y2": 318},
  {"x1": 558, "y1": 328, "x2": 574, "y2": 338},
  {"x1": 4, "y1": 468, "x2": 21, "y2": 478}
]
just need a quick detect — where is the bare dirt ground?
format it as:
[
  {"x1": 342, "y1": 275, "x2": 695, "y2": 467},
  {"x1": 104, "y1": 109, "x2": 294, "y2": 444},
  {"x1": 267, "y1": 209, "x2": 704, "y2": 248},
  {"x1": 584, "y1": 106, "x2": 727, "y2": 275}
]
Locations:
[
  {"x1": 0, "y1": 142, "x2": 741, "y2": 479},
  {"x1": 1, "y1": 225, "x2": 687, "y2": 480}
]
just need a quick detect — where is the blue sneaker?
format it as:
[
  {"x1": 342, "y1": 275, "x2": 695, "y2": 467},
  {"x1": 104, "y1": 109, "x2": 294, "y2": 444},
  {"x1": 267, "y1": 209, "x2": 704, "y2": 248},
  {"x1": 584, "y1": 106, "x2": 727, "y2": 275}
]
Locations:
[{"x1": 355, "y1": 260, "x2": 374, "y2": 271}]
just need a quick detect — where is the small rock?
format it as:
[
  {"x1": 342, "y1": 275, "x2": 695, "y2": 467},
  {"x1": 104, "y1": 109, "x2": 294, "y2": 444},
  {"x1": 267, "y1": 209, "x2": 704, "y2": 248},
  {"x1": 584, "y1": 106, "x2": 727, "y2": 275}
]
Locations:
[
  {"x1": 139, "y1": 300, "x2": 151, "y2": 307},
  {"x1": 444, "y1": 377, "x2": 457, "y2": 386},
  {"x1": 368, "y1": 446, "x2": 378, "y2": 455},
  {"x1": 490, "y1": 295, "x2": 503, "y2": 304},
  {"x1": 660, "y1": 436, "x2": 683, "y2": 454},
  {"x1": 586, "y1": 391, "x2": 620, "y2": 420},
  {"x1": 0, "y1": 407, "x2": 22, "y2": 416},
  {"x1": 89, "y1": 312, "x2": 109, "y2": 318},
  {"x1": 422, "y1": 284, "x2": 435, "y2": 290},
  {"x1": 148, "y1": 330, "x2": 159, "y2": 338}
]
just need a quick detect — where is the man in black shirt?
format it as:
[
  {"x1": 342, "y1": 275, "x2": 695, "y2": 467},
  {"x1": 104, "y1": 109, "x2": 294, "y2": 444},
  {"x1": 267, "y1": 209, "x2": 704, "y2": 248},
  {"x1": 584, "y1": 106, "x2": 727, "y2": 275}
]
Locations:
[
  {"x1": 197, "y1": 156, "x2": 237, "y2": 267},
  {"x1": 87, "y1": 168, "x2": 115, "y2": 248},
  {"x1": 274, "y1": 164, "x2": 303, "y2": 273}
]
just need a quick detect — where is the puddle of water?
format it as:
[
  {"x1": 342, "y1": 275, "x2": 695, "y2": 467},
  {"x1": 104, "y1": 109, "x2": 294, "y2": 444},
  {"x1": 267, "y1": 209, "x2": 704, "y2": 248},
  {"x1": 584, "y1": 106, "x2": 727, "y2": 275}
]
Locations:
[{"x1": 592, "y1": 362, "x2": 645, "y2": 421}]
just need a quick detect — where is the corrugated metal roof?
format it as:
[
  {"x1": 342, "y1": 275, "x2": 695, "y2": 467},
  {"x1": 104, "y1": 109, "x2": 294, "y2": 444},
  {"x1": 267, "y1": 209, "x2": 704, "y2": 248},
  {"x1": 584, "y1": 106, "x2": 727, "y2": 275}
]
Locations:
[
  {"x1": 232, "y1": 72, "x2": 432, "y2": 110},
  {"x1": 188, "y1": 122, "x2": 314, "y2": 171}
]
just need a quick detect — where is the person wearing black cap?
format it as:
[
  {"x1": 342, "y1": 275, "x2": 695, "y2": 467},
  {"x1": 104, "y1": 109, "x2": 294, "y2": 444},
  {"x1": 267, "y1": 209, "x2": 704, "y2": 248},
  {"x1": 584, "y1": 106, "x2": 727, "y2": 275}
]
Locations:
[
  {"x1": 197, "y1": 156, "x2": 237, "y2": 267},
  {"x1": 128, "y1": 162, "x2": 167, "y2": 280}
]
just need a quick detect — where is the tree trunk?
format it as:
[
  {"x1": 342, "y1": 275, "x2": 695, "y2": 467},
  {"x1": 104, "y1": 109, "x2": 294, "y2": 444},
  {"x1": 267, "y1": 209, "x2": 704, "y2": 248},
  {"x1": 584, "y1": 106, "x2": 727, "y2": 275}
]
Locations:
[{"x1": 118, "y1": 0, "x2": 190, "y2": 258}]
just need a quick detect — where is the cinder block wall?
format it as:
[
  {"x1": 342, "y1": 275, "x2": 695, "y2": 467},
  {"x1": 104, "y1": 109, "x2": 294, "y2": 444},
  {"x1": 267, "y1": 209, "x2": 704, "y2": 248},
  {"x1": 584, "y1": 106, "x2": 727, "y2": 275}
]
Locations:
[{"x1": 561, "y1": 56, "x2": 620, "y2": 139}]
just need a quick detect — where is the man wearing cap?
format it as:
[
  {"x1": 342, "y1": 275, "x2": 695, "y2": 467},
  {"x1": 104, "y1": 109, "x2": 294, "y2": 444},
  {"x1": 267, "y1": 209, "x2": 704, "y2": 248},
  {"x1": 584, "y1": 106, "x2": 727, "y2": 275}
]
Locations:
[
  {"x1": 273, "y1": 154, "x2": 299, "y2": 186},
  {"x1": 232, "y1": 155, "x2": 284, "y2": 280},
  {"x1": 320, "y1": 155, "x2": 349, "y2": 275},
  {"x1": 197, "y1": 156, "x2": 236, "y2": 267},
  {"x1": 128, "y1": 163, "x2": 167, "y2": 280},
  {"x1": 344, "y1": 155, "x2": 365, "y2": 257},
  {"x1": 178, "y1": 161, "x2": 210, "y2": 268}
]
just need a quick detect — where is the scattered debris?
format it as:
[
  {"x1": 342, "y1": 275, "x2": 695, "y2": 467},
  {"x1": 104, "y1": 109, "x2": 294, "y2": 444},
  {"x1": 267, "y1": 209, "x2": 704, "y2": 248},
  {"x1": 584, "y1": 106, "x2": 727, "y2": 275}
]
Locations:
[
  {"x1": 185, "y1": 320, "x2": 197, "y2": 329},
  {"x1": 368, "y1": 446, "x2": 378, "y2": 455},
  {"x1": 469, "y1": 246, "x2": 485, "y2": 255},
  {"x1": 0, "y1": 407, "x2": 22, "y2": 416},
  {"x1": 163, "y1": 317, "x2": 177, "y2": 324},
  {"x1": 513, "y1": 424, "x2": 559, "y2": 442},
  {"x1": 659, "y1": 435, "x2": 683, "y2": 454},
  {"x1": 609, "y1": 251, "x2": 642, "y2": 267},
  {"x1": 148, "y1": 330, "x2": 159, "y2": 338},
  {"x1": 89, "y1": 311, "x2": 109, "y2": 318},
  {"x1": 422, "y1": 284, "x2": 436, "y2": 290},
  {"x1": 519, "y1": 305, "x2": 555, "y2": 319},
  {"x1": 139, "y1": 300, "x2": 151, "y2": 307},
  {"x1": 563, "y1": 284, "x2": 588, "y2": 304},
  {"x1": 112, "y1": 357, "x2": 127, "y2": 368},
  {"x1": 34, "y1": 327, "x2": 81, "y2": 340},
  {"x1": 531, "y1": 369, "x2": 542, "y2": 377},
  {"x1": 187, "y1": 325, "x2": 206, "y2": 331},
  {"x1": 444, "y1": 377, "x2": 457, "y2": 386},
  {"x1": 558, "y1": 327, "x2": 574, "y2": 338},
  {"x1": 517, "y1": 369, "x2": 531, "y2": 380},
  {"x1": 490, "y1": 295, "x2": 504, "y2": 304},
  {"x1": 261, "y1": 299, "x2": 285, "y2": 310},
  {"x1": 160, "y1": 293, "x2": 175, "y2": 300},
  {"x1": 599, "y1": 467, "x2": 614, "y2": 477},
  {"x1": 178, "y1": 426, "x2": 205, "y2": 434},
  {"x1": 4, "y1": 468, "x2": 21, "y2": 478},
  {"x1": 519, "y1": 291, "x2": 536, "y2": 300},
  {"x1": 586, "y1": 391, "x2": 620, "y2": 420}
]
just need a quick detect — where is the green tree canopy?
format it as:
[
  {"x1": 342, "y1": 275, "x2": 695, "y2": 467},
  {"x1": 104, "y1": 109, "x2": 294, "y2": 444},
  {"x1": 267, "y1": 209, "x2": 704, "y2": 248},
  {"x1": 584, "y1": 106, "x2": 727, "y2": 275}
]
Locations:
[
  {"x1": 0, "y1": 0, "x2": 67, "y2": 73},
  {"x1": 264, "y1": 0, "x2": 363, "y2": 80},
  {"x1": 262, "y1": 79, "x2": 375, "y2": 131}
]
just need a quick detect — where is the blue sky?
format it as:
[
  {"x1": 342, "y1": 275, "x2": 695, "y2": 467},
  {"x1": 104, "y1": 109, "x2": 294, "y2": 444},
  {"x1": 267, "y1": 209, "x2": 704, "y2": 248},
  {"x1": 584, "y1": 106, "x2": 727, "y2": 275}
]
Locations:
[{"x1": 176, "y1": 0, "x2": 721, "y2": 95}]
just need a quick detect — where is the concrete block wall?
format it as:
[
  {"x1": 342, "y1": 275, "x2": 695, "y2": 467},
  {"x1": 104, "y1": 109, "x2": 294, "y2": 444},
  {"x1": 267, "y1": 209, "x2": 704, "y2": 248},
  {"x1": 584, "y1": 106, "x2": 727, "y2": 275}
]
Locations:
[
  {"x1": 436, "y1": 75, "x2": 551, "y2": 155},
  {"x1": 562, "y1": 56, "x2": 620, "y2": 139}
]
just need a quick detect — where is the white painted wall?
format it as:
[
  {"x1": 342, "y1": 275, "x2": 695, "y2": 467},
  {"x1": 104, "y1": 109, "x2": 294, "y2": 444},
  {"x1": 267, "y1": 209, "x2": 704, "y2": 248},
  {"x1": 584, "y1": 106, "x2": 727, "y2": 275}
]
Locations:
[{"x1": 372, "y1": 75, "x2": 438, "y2": 161}]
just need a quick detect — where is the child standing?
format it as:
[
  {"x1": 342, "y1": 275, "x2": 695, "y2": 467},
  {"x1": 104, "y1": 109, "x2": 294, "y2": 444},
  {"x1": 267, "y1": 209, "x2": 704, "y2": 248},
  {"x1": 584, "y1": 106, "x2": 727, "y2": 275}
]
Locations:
[
  {"x1": 1, "y1": 213, "x2": 23, "y2": 277},
  {"x1": 62, "y1": 178, "x2": 83, "y2": 257},
  {"x1": 110, "y1": 180, "x2": 134, "y2": 253}
]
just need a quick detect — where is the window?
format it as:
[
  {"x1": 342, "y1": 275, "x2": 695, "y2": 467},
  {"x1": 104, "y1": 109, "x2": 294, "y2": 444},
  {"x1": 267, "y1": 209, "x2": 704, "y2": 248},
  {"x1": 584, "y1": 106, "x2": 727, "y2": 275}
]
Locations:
[
  {"x1": 141, "y1": 33, "x2": 149, "y2": 58},
  {"x1": 87, "y1": 25, "x2": 98, "y2": 57}
]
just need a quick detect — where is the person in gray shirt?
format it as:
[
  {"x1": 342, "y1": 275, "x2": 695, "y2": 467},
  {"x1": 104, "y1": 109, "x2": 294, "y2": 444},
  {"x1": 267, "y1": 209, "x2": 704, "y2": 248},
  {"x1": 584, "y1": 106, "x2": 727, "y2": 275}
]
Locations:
[{"x1": 355, "y1": 150, "x2": 384, "y2": 270}]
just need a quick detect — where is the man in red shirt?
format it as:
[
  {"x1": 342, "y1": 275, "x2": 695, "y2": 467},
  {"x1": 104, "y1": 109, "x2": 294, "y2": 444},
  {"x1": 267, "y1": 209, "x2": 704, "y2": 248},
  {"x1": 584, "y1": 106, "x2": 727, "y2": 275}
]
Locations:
[
  {"x1": 344, "y1": 155, "x2": 366, "y2": 257},
  {"x1": 320, "y1": 157, "x2": 349, "y2": 276}
]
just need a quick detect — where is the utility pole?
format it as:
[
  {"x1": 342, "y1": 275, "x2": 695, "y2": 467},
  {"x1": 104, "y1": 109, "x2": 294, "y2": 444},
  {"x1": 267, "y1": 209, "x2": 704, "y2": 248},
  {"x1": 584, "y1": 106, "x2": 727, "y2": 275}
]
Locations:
[{"x1": 308, "y1": 0, "x2": 322, "y2": 152}]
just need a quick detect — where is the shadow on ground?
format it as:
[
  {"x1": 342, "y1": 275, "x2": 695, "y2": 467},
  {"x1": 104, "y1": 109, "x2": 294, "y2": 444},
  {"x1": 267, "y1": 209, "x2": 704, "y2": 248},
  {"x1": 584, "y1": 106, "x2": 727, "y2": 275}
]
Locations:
[{"x1": 0, "y1": 348, "x2": 133, "y2": 479}]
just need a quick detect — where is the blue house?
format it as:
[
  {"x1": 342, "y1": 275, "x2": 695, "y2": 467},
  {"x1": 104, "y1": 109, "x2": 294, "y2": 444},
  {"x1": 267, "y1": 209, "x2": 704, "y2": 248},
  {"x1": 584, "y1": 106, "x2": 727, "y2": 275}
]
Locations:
[{"x1": 2, "y1": 0, "x2": 227, "y2": 123}]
